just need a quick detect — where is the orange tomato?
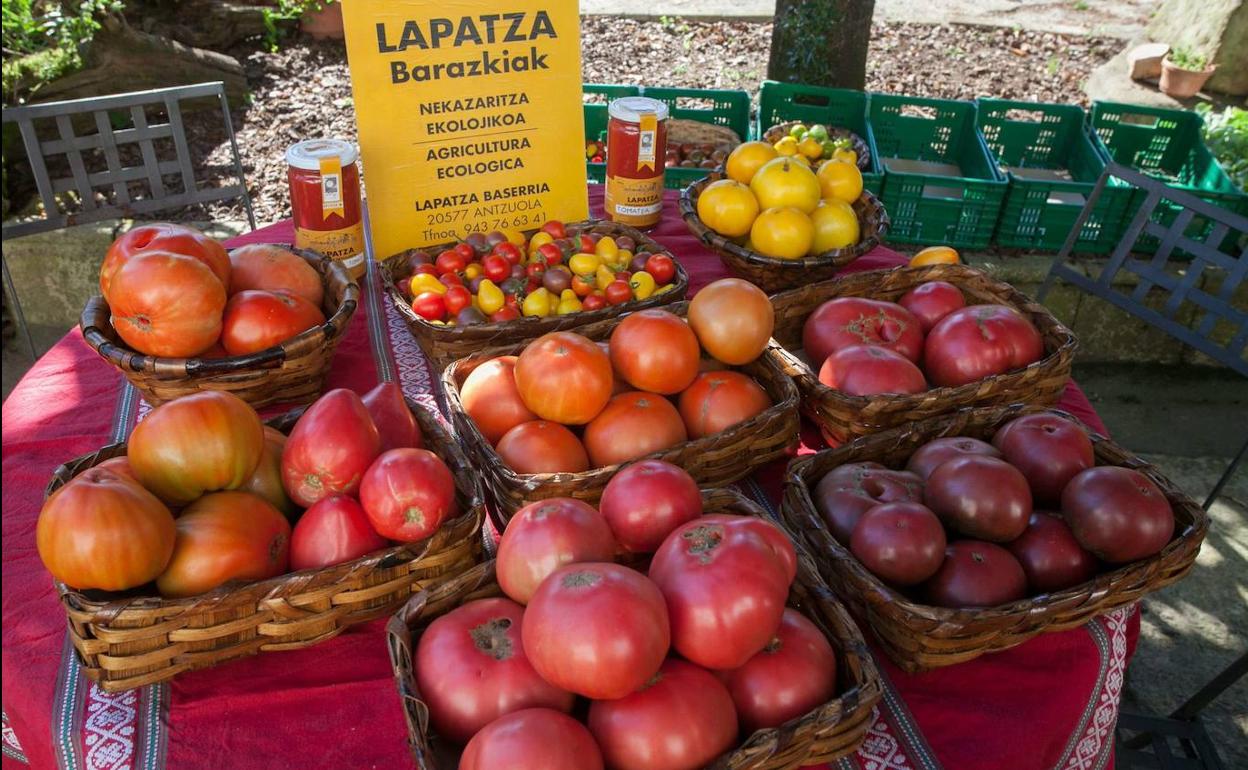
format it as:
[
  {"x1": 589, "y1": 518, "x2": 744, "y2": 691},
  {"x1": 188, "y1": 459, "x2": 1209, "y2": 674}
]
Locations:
[
  {"x1": 516, "y1": 332, "x2": 614, "y2": 425},
  {"x1": 227, "y1": 244, "x2": 323, "y2": 306},
  {"x1": 496, "y1": 421, "x2": 590, "y2": 474},
  {"x1": 687, "y1": 279, "x2": 775, "y2": 365},
  {"x1": 909, "y1": 246, "x2": 960, "y2": 267},
  {"x1": 107, "y1": 251, "x2": 227, "y2": 357},
  {"x1": 609, "y1": 310, "x2": 701, "y2": 395},
  {"x1": 678, "y1": 371, "x2": 771, "y2": 438},
  {"x1": 583, "y1": 392, "x2": 688, "y2": 468}
]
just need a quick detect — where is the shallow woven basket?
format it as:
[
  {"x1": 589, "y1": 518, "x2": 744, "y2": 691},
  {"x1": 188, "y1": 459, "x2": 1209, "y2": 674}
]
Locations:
[
  {"x1": 380, "y1": 221, "x2": 689, "y2": 370},
  {"x1": 680, "y1": 172, "x2": 889, "y2": 294},
  {"x1": 45, "y1": 398, "x2": 486, "y2": 692},
  {"x1": 770, "y1": 264, "x2": 1078, "y2": 444},
  {"x1": 386, "y1": 487, "x2": 882, "y2": 769},
  {"x1": 781, "y1": 403, "x2": 1209, "y2": 673},
  {"x1": 441, "y1": 302, "x2": 801, "y2": 526},
  {"x1": 762, "y1": 121, "x2": 872, "y2": 173},
  {"x1": 81, "y1": 247, "x2": 358, "y2": 408}
]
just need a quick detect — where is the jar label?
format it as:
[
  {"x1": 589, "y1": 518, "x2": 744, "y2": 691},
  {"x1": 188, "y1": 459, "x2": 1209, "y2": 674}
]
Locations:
[
  {"x1": 638, "y1": 112, "x2": 658, "y2": 171},
  {"x1": 295, "y1": 222, "x2": 365, "y2": 265},
  {"x1": 319, "y1": 156, "x2": 345, "y2": 220},
  {"x1": 605, "y1": 174, "x2": 664, "y2": 227}
]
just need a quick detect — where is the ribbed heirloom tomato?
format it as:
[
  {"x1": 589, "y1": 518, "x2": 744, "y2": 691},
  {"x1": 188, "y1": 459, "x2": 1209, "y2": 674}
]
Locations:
[
  {"x1": 813, "y1": 461, "x2": 924, "y2": 543},
  {"x1": 227, "y1": 243, "x2": 323, "y2": 306},
  {"x1": 583, "y1": 392, "x2": 688, "y2": 468},
  {"x1": 460, "y1": 709, "x2": 603, "y2": 770},
  {"x1": 100, "y1": 222, "x2": 230, "y2": 301},
  {"x1": 609, "y1": 310, "x2": 700, "y2": 395},
  {"x1": 108, "y1": 252, "x2": 227, "y2": 358},
  {"x1": 359, "y1": 448, "x2": 458, "y2": 542},
  {"x1": 678, "y1": 371, "x2": 771, "y2": 438},
  {"x1": 924, "y1": 304, "x2": 1044, "y2": 387},
  {"x1": 802, "y1": 297, "x2": 924, "y2": 368},
  {"x1": 818, "y1": 344, "x2": 927, "y2": 396},
  {"x1": 459, "y1": 356, "x2": 537, "y2": 444},
  {"x1": 497, "y1": 498, "x2": 617, "y2": 604},
  {"x1": 515, "y1": 332, "x2": 614, "y2": 425},
  {"x1": 221, "y1": 290, "x2": 325, "y2": 356},
  {"x1": 282, "y1": 389, "x2": 381, "y2": 507}
]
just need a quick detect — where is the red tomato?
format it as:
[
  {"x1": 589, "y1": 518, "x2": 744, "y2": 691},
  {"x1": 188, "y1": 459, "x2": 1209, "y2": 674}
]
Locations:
[
  {"x1": 156, "y1": 491, "x2": 291, "y2": 598},
  {"x1": 454, "y1": 242, "x2": 477, "y2": 263},
  {"x1": 443, "y1": 285, "x2": 473, "y2": 317},
  {"x1": 526, "y1": 261, "x2": 547, "y2": 279},
  {"x1": 362, "y1": 381, "x2": 423, "y2": 452},
  {"x1": 411, "y1": 291, "x2": 447, "y2": 321},
  {"x1": 493, "y1": 242, "x2": 523, "y2": 266},
  {"x1": 100, "y1": 223, "x2": 229, "y2": 302},
  {"x1": 491, "y1": 306, "x2": 521, "y2": 323},
  {"x1": 583, "y1": 294, "x2": 607, "y2": 312},
  {"x1": 925, "y1": 455, "x2": 1032, "y2": 542},
  {"x1": 435, "y1": 250, "x2": 466, "y2": 275},
  {"x1": 515, "y1": 332, "x2": 614, "y2": 425},
  {"x1": 412, "y1": 263, "x2": 439, "y2": 277},
  {"x1": 605, "y1": 280, "x2": 633, "y2": 305},
  {"x1": 540, "y1": 221, "x2": 567, "y2": 239},
  {"x1": 521, "y1": 562, "x2": 670, "y2": 699},
  {"x1": 599, "y1": 460, "x2": 702, "y2": 553},
  {"x1": 721, "y1": 609, "x2": 838, "y2": 732},
  {"x1": 220, "y1": 290, "x2": 325, "y2": 356},
  {"x1": 850, "y1": 502, "x2": 947, "y2": 586},
  {"x1": 571, "y1": 275, "x2": 595, "y2": 297},
  {"x1": 812, "y1": 462, "x2": 924, "y2": 543},
  {"x1": 281, "y1": 388, "x2": 382, "y2": 507},
  {"x1": 649, "y1": 514, "x2": 796, "y2": 669},
  {"x1": 227, "y1": 244, "x2": 322, "y2": 305},
  {"x1": 440, "y1": 273, "x2": 464, "y2": 289},
  {"x1": 643, "y1": 253, "x2": 677, "y2": 285},
  {"x1": 802, "y1": 297, "x2": 924, "y2": 368},
  {"x1": 583, "y1": 392, "x2": 688, "y2": 468},
  {"x1": 416, "y1": 599, "x2": 575, "y2": 743},
  {"x1": 460, "y1": 356, "x2": 538, "y2": 444},
  {"x1": 905, "y1": 436, "x2": 1002, "y2": 481},
  {"x1": 497, "y1": 498, "x2": 617, "y2": 604},
  {"x1": 898, "y1": 281, "x2": 966, "y2": 333},
  {"x1": 923, "y1": 540, "x2": 1027, "y2": 608},
  {"x1": 482, "y1": 254, "x2": 510, "y2": 283},
  {"x1": 688, "y1": 278, "x2": 774, "y2": 365},
  {"x1": 818, "y1": 344, "x2": 927, "y2": 396},
  {"x1": 37, "y1": 468, "x2": 175, "y2": 591},
  {"x1": 588, "y1": 659, "x2": 738, "y2": 770},
  {"x1": 924, "y1": 304, "x2": 1044, "y2": 387},
  {"x1": 129, "y1": 390, "x2": 265, "y2": 505},
  {"x1": 992, "y1": 413, "x2": 1094, "y2": 505},
  {"x1": 609, "y1": 310, "x2": 701, "y2": 394},
  {"x1": 678, "y1": 371, "x2": 771, "y2": 439},
  {"x1": 359, "y1": 448, "x2": 458, "y2": 542},
  {"x1": 537, "y1": 242, "x2": 564, "y2": 267},
  {"x1": 289, "y1": 495, "x2": 389, "y2": 571},
  {"x1": 1007, "y1": 512, "x2": 1098, "y2": 592},
  {"x1": 578, "y1": 234, "x2": 597, "y2": 252},
  {"x1": 108, "y1": 251, "x2": 227, "y2": 357},
  {"x1": 1062, "y1": 466, "x2": 1174, "y2": 563},
  {"x1": 495, "y1": 421, "x2": 589, "y2": 474},
  {"x1": 460, "y1": 709, "x2": 602, "y2": 770},
  {"x1": 239, "y1": 426, "x2": 297, "y2": 517}
]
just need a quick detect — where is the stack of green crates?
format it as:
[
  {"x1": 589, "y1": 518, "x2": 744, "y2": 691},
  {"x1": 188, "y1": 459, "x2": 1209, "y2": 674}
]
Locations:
[
  {"x1": 868, "y1": 94, "x2": 1007, "y2": 250},
  {"x1": 756, "y1": 80, "x2": 882, "y2": 195},
  {"x1": 977, "y1": 99, "x2": 1133, "y2": 254},
  {"x1": 583, "y1": 84, "x2": 641, "y2": 184}
]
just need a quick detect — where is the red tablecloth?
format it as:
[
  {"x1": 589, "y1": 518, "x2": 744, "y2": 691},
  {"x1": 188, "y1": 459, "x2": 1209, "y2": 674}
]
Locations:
[{"x1": 2, "y1": 187, "x2": 1138, "y2": 770}]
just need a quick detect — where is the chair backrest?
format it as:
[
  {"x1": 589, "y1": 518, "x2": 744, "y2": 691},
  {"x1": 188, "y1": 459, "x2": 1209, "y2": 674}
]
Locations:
[
  {"x1": 1040, "y1": 162, "x2": 1247, "y2": 377},
  {"x1": 2, "y1": 81, "x2": 254, "y2": 238}
]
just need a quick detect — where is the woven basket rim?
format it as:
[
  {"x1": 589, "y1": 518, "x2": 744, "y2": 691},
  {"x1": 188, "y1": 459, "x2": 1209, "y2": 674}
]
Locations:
[{"x1": 761, "y1": 120, "x2": 873, "y2": 172}]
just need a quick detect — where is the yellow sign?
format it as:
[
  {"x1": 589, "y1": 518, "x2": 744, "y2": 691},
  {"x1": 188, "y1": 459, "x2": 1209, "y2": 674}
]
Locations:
[{"x1": 341, "y1": 0, "x2": 589, "y2": 258}]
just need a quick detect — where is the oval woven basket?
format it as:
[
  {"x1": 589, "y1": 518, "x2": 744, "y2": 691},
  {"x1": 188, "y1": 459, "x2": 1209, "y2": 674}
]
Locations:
[
  {"x1": 680, "y1": 172, "x2": 889, "y2": 294},
  {"x1": 761, "y1": 121, "x2": 872, "y2": 173},
  {"x1": 440, "y1": 302, "x2": 801, "y2": 527},
  {"x1": 386, "y1": 487, "x2": 882, "y2": 769},
  {"x1": 781, "y1": 403, "x2": 1209, "y2": 673},
  {"x1": 381, "y1": 220, "x2": 689, "y2": 370},
  {"x1": 769, "y1": 263, "x2": 1077, "y2": 444},
  {"x1": 80, "y1": 247, "x2": 358, "y2": 408},
  {"x1": 45, "y1": 397, "x2": 485, "y2": 692}
]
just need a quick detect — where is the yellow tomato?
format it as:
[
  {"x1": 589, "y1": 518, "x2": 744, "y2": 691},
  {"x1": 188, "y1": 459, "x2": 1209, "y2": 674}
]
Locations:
[
  {"x1": 725, "y1": 141, "x2": 780, "y2": 185},
  {"x1": 596, "y1": 264, "x2": 616, "y2": 290},
  {"x1": 522, "y1": 288, "x2": 553, "y2": 317},
  {"x1": 810, "y1": 200, "x2": 860, "y2": 254},
  {"x1": 832, "y1": 147, "x2": 858, "y2": 165},
  {"x1": 629, "y1": 271, "x2": 656, "y2": 300},
  {"x1": 816, "y1": 160, "x2": 864, "y2": 204},
  {"x1": 556, "y1": 289, "x2": 583, "y2": 315},
  {"x1": 696, "y1": 179, "x2": 760, "y2": 238},
  {"x1": 464, "y1": 263, "x2": 483, "y2": 280},
  {"x1": 909, "y1": 246, "x2": 961, "y2": 266},
  {"x1": 773, "y1": 136, "x2": 799, "y2": 157},
  {"x1": 595, "y1": 236, "x2": 619, "y2": 262},
  {"x1": 409, "y1": 273, "x2": 446, "y2": 296},
  {"x1": 798, "y1": 136, "x2": 825, "y2": 160},
  {"x1": 477, "y1": 279, "x2": 505, "y2": 314},
  {"x1": 750, "y1": 157, "x2": 821, "y2": 214},
  {"x1": 614, "y1": 249, "x2": 632, "y2": 268},
  {"x1": 569, "y1": 252, "x2": 601, "y2": 276},
  {"x1": 750, "y1": 207, "x2": 814, "y2": 260},
  {"x1": 528, "y1": 231, "x2": 554, "y2": 255},
  {"x1": 502, "y1": 229, "x2": 526, "y2": 247}
]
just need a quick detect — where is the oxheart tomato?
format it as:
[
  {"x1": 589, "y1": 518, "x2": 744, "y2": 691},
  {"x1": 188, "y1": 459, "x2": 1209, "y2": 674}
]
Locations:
[
  {"x1": 678, "y1": 371, "x2": 771, "y2": 439},
  {"x1": 95, "y1": 455, "x2": 138, "y2": 483},
  {"x1": 459, "y1": 356, "x2": 538, "y2": 444},
  {"x1": 100, "y1": 222, "x2": 229, "y2": 301},
  {"x1": 802, "y1": 297, "x2": 924, "y2": 367},
  {"x1": 588, "y1": 659, "x2": 738, "y2": 770},
  {"x1": 497, "y1": 498, "x2": 617, "y2": 604},
  {"x1": 239, "y1": 426, "x2": 297, "y2": 517},
  {"x1": 923, "y1": 540, "x2": 1027, "y2": 608},
  {"x1": 362, "y1": 382, "x2": 423, "y2": 452},
  {"x1": 850, "y1": 502, "x2": 947, "y2": 586},
  {"x1": 129, "y1": 390, "x2": 265, "y2": 505},
  {"x1": 461, "y1": 709, "x2": 602, "y2": 770},
  {"x1": 1062, "y1": 467, "x2": 1174, "y2": 563},
  {"x1": 925, "y1": 455, "x2": 1032, "y2": 542},
  {"x1": 156, "y1": 491, "x2": 290, "y2": 598},
  {"x1": 905, "y1": 436, "x2": 1002, "y2": 481},
  {"x1": 687, "y1": 278, "x2": 774, "y2": 365},
  {"x1": 923, "y1": 304, "x2": 1044, "y2": 387},
  {"x1": 813, "y1": 462, "x2": 923, "y2": 543},
  {"x1": 221, "y1": 289, "x2": 325, "y2": 356},
  {"x1": 721, "y1": 609, "x2": 838, "y2": 732},
  {"x1": 37, "y1": 468, "x2": 175, "y2": 591},
  {"x1": 521, "y1": 562, "x2": 670, "y2": 699},
  {"x1": 108, "y1": 251, "x2": 226, "y2": 357},
  {"x1": 818, "y1": 344, "x2": 927, "y2": 396},
  {"x1": 289, "y1": 495, "x2": 389, "y2": 571},
  {"x1": 359, "y1": 448, "x2": 458, "y2": 542},
  {"x1": 599, "y1": 460, "x2": 702, "y2": 553},
  {"x1": 609, "y1": 310, "x2": 701, "y2": 394},
  {"x1": 227, "y1": 244, "x2": 323, "y2": 306},
  {"x1": 1007, "y1": 512, "x2": 1098, "y2": 593},
  {"x1": 516, "y1": 332, "x2": 614, "y2": 424},
  {"x1": 416, "y1": 599, "x2": 575, "y2": 743},
  {"x1": 992, "y1": 413, "x2": 1094, "y2": 505},
  {"x1": 282, "y1": 389, "x2": 381, "y2": 507},
  {"x1": 496, "y1": 421, "x2": 589, "y2": 474},
  {"x1": 898, "y1": 280, "x2": 965, "y2": 332},
  {"x1": 584, "y1": 392, "x2": 688, "y2": 468},
  {"x1": 649, "y1": 515, "x2": 796, "y2": 669}
]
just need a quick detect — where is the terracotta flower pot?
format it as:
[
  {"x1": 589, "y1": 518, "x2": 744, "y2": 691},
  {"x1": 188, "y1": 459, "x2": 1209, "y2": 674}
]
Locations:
[
  {"x1": 1159, "y1": 56, "x2": 1217, "y2": 99},
  {"x1": 302, "y1": 2, "x2": 344, "y2": 40}
]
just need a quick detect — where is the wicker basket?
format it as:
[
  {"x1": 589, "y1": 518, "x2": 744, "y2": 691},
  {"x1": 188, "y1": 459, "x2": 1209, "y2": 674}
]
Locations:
[
  {"x1": 441, "y1": 302, "x2": 801, "y2": 526},
  {"x1": 770, "y1": 264, "x2": 1077, "y2": 444},
  {"x1": 81, "y1": 247, "x2": 358, "y2": 408},
  {"x1": 762, "y1": 121, "x2": 872, "y2": 173},
  {"x1": 380, "y1": 221, "x2": 689, "y2": 370},
  {"x1": 46, "y1": 398, "x2": 486, "y2": 692},
  {"x1": 680, "y1": 172, "x2": 889, "y2": 294},
  {"x1": 386, "y1": 487, "x2": 882, "y2": 769},
  {"x1": 781, "y1": 403, "x2": 1209, "y2": 673}
]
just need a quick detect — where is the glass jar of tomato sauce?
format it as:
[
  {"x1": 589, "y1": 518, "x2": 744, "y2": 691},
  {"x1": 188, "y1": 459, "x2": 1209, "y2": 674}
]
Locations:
[
  {"x1": 604, "y1": 97, "x2": 669, "y2": 229},
  {"x1": 286, "y1": 139, "x2": 365, "y2": 278}
]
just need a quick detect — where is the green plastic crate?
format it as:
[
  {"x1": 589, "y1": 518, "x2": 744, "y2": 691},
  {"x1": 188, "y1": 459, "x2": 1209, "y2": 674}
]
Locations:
[
  {"x1": 1089, "y1": 101, "x2": 1248, "y2": 254},
  {"x1": 640, "y1": 86, "x2": 752, "y2": 190},
  {"x1": 583, "y1": 84, "x2": 641, "y2": 184},
  {"x1": 977, "y1": 99, "x2": 1133, "y2": 254},
  {"x1": 868, "y1": 94, "x2": 1007, "y2": 249},
  {"x1": 757, "y1": 80, "x2": 881, "y2": 194}
]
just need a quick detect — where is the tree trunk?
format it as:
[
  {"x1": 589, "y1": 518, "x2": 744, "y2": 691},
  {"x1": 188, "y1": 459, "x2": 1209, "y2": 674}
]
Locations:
[{"x1": 768, "y1": 0, "x2": 875, "y2": 90}]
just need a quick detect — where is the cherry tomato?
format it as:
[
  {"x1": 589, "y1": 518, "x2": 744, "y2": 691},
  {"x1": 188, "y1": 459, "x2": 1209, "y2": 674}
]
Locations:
[
  {"x1": 571, "y1": 275, "x2": 595, "y2": 297},
  {"x1": 435, "y1": 249, "x2": 467, "y2": 275},
  {"x1": 454, "y1": 242, "x2": 476, "y2": 263},
  {"x1": 578, "y1": 234, "x2": 597, "y2": 253},
  {"x1": 644, "y1": 253, "x2": 677, "y2": 285},
  {"x1": 491, "y1": 306, "x2": 521, "y2": 322},
  {"x1": 541, "y1": 221, "x2": 567, "y2": 239},
  {"x1": 605, "y1": 280, "x2": 632, "y2": 305},
  {"x1": 411, "y1": 291, "x2": 447, "y2": 321},
  {"x1": 493, "y1": 242, "x2": 523, "y2": 266},
  {"x1": 526, "y1": 262, "x2": 546, "y2": 279},
  {"x1": 583, "y1": 294, "x2": 607, "y2": 311},
  {"x1": 537, "y1": 242, "x2": 563, "y2": 267},
  {"x1": 443, "y1": 286, "x2": 472, "y2": 316},
  {"x1": 413, "y1": 263, "x2": 438, "y2": 277},
  {"x1": 439, "y1": 272, "x2": 463, "y2": 288},
  {"x1": 483, "y1": 254, "x2": 511, "y2": 283}
]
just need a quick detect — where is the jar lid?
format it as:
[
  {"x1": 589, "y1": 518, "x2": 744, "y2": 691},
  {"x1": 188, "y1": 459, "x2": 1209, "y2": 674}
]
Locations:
[
  {"x1": 608, "y1": 97, "x2": 670, "y2": 124},
  {"x1": 286, "y1": 139, "x2": 359, "y2": 170}
]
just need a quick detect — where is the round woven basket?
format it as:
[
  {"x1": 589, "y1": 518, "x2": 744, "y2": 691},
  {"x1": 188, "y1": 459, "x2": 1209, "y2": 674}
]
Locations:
[
  {"x1": 761, "y1": 121, "x2": 872, "y2": 173},
  {"x1": 387, "y1": 487, "x2": 883, "y2": 769},
  {"x1": 680, "y1": 172, "x2": 889, "y2": 294},
  {"x1": 781, "y1": 403, "x2": 1209, "y2": 673},
  {"x1": 381, "y1": 221, "x2": 689, "y2": 371},
  {"x1": 81, "y1": 247, "x2": 358, "y2": 408},
  {"x1": 46, "y1": 397, "x2": 486, "y2": 692}
]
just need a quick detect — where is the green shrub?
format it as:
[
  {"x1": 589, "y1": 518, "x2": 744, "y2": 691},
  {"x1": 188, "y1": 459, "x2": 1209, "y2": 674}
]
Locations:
[
  {"x1": 1197, "y1": 103, "x2": 1248, "y2": 192},
  {"x1": 2, "y1": 1, "x2": 124, "y2": 103}
]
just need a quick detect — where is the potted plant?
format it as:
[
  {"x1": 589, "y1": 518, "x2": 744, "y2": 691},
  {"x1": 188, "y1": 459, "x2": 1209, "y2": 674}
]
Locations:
[
  {"x1": 300, "y1": 1, "x2": 343, "y2": 40},
  {"x1": 1160, "y1": 48, "x2": 1217, "y2": 98}
]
